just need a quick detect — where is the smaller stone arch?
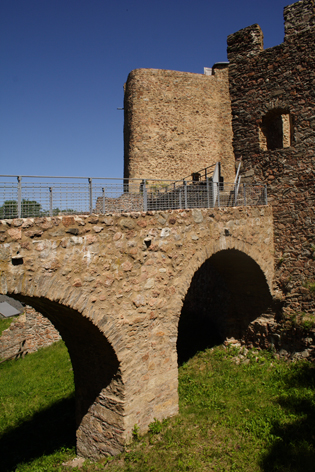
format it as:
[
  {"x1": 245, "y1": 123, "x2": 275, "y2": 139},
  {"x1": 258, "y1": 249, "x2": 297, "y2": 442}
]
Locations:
[
  {"x1": 173, "y1": 234, "x2": 274, "y2": 304},
  {"x1": 7, "y1": 293, "x2": 125, "y2": 460},
  {"x1": 176, "y1": 247, "x2": 274, "y2": 364}
]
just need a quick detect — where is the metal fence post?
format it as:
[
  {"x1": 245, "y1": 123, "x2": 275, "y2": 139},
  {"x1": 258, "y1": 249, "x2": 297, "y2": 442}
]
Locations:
[
  {"x1": 179, "y1": 188, "x2": 182, "y2": 209},
  {"x1": 217, "y1": 182, "x2": 220, "y2": 207},
  {"x1": 173, "y1": 182, "x2": 176, "y2": 210},
  {"x1": 17, "y1": 176, "x2": 22, "y2": 218},
  {"x1": 102, "y1": 187, "x2": 105, "y2": 214},
  {"x1": 49, "y1": 187, "x2": 53, "y2": 216},
  {"x1": 184, "y1": 180, "x2": 188, "y2": 209},
  {"x1": 88, "y1": 178, "x2": 93, "y2": 214},
  {"x1": 209, "y1": 180, "x2": 214, "y2": 208},
  {"x1": 206, "y1": 178, "x2": 210, "y2": 208},
  {"x1": 264, "y1": 185, "x2": 268, "y2": 205},
  {"x1": 243, "y1": 184, "x2": 246, "y2": 206},
  {"x1": 234, "y1": 184, "x2": 238, "y2": 207},
  {"x1": 143, "y1": 181, "x2": 148, "y2": 211}
]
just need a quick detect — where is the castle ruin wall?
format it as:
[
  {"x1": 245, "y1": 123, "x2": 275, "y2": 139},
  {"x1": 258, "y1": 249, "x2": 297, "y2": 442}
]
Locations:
[{"x1": 227, "y1": 0, "x2": 315, "y2": 315}]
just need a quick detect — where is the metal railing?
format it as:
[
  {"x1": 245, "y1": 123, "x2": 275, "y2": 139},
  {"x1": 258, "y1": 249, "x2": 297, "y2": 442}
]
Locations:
[
  {"x1": 173, "y1": 163, "x2": 217, "y2": 185},
  {"x1": 0, "y1": 174, "x2": 268, "y2": 219},
  {"x1": 147, "y1": 180, "x2": 267, "y2": 211}
]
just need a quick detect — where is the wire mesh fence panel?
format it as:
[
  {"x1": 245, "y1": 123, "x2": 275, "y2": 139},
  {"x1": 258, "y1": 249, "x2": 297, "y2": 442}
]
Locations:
[
  {"x1": 187, "y1": 184, "x2": 209, "y2": 209},
  {"x1": 0, "y1": 184, "x2": 19, "y2": 218},
  {"x1": 147, "y1": 186, "x2": 180, "y2": 211},
  {"x1": 93, "y1": 183, "x2": 144, "y2": 214},
  {"x1": 0, "y1": 181, "x2": 92, "y2": 218},
  {"x1": 48, "y1": 183, "x2": 91, "y2": 215},
  {"x1": 240, "y1": 184, "x2": 267, "y2": 207},
  {"x1": 0, "y1": 176, "x2": 268, "y2": 219},
  {"x1": 147, "y1": 182, "x2": 267, "y2": 211},
  {"x1": 19, "y1": 183, "x2": 52, "y2": 217}
]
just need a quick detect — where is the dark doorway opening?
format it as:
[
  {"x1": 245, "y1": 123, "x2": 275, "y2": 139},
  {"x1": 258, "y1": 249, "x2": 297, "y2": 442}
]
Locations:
[
  {"x1": 177, "y1": 260, "x2": 227, "y2": 365},
  {"x1": 177, "y1": 249, "x2": 273, "y2": 365}
]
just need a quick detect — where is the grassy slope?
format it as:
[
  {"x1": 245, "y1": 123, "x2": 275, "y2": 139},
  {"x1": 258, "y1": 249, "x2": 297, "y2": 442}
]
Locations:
[
  {"x1": 1, "y1": 342, "x2": 315, "y2": 472},
  {"x1": 0, "y1": 341, "x2": 75, "y2": 472},
  {"x1": 102, "y1": 347, "x2": 315, "y2": 472}
]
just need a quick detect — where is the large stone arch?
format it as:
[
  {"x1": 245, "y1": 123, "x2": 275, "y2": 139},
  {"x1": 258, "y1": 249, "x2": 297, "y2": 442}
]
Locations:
[
  {"x1": 170, "y1": 234, "x2": 273, "y2": 313},
  {"x1": 3, "y1": 273, "x2": 126, "y2": 460},
  {"x1": 171, "y1": 238, "x2": 274, "y2": 364}
]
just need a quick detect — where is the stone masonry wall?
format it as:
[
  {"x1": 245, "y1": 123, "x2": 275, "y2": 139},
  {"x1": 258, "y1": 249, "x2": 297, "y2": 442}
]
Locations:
[
  {"x1": 0, "y1": 208, "x2": 274, "y2": 458},
  {"x1": 0, "y1": 305, "x2": 61, "y2": 361},
  {"x1": 227, "y1": 0, "x2": 315, "y2": 315},
  {"x1": 124, "y1": 68, "x2": 235, "y2": 184}
]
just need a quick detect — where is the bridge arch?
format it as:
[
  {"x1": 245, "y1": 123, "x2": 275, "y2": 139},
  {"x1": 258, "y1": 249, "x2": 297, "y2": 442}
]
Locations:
[
  {"x1": 5, "y1": 280, "x2": 126, "y2": 460},
  {"x1": 176, "y1": 241, "x2": 274, "y2": 364}
]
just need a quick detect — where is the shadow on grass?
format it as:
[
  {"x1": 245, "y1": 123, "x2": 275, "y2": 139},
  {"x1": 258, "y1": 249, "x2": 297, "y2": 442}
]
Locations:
[
  {"x1": 261, "y1": 363, "x2": 315, "y2": 472},
  {"x1": 0, "y1": 395, "x2": 76, "y2": 472},
  {"x1": 177, "y1": 317, "x2": 222, "y2": 366}
]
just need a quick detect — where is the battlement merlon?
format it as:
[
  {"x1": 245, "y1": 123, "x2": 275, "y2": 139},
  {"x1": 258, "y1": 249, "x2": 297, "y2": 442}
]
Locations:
[
  {"x1": 227, "y1": 24, "x2": 263, "y2": 63},
  {"x1": 284, "y1": 0, "x2": 315, "y2": 39},
  {"x1": 227, "y1": 0, "x2": 315, "y2": 63}
]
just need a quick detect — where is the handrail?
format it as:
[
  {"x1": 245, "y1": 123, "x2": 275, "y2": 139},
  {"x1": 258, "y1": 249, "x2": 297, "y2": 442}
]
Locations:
[
  {"x1": 234, "y1": 161, "x2": 242, "y2": 186},
  {"x1": 0, "y1": 174, "x2": 179, "y2": 183},
  {"x1": 234, "y1": 162, "x2": 242, "y2": 205},
  {"x1": 172, "y1": 163, "x2": 217, "y2": 185}
]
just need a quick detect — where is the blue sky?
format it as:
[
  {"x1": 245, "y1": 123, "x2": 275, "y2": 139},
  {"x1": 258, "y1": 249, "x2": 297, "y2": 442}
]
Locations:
[{"x1": 1, "y1": 0, "x2": 290, "y2": 178}]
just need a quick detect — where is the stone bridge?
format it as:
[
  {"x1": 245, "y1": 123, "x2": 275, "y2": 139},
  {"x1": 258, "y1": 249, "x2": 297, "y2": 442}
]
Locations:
[{"x1": 0, "y1": 205, "x2": 274, "y2": 459}]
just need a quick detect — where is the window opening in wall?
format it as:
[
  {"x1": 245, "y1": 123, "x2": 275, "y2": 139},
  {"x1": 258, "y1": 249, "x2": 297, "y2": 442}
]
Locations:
[{"x1": 259, "y1": 110, "x2": 292, "y2": 150}]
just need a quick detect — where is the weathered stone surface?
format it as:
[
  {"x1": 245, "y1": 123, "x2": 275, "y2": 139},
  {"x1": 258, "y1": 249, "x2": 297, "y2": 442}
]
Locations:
[
  {"x1": 0, "y1": 207, "x2": 274, "y2": 460},
  {"x1": 7, "y1": 228, "x2": 22, "y2": 240},
  {"x1": 124, "y1": 68, "x2": 235, "y2": 184},
  {"x1": 227, "y1": 0, "x2": 315, "y2": 316},
  {"x1": 24, "y1": 229, "x2": 43, "y2": 238},
  {"x1": 0, "y1": 306, "x2": 61, "y2": 360},
  {"x1": 192, "y1": 209, "x2": 203, "y2": 223},
  {"x1": 12, "y1": 219, "x2": 24, "y2": 227},
  {"x1": 119, "y1": 218, "x2": 135, "y2": 230},
  {"x1": 62, "y1": 216, "x2": 75, "y2": 227},
  {"x1": 66, "y1": 228, "x2": 80, "y2": 235},
  {"x1": 93, "y1": 226, "x2": 103, "y2": 233}
]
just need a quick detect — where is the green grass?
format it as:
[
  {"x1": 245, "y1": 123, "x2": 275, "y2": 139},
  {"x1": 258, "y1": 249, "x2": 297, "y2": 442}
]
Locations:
[
  {"x1": 1, "y1": 342, "x2": 315, "y2": 471},
  {"x1": 0, "y1": 340, "x2": 76, "y2": 472},
  {"x1": 99, "y1": 347, "x2": 315, "y2": 472},
  {"x1": 0, "y1": 315, "x2": 18, "y2": 336},
  {"x1": 282, "y1": 311, "x2": 315, "y2": 331}
]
